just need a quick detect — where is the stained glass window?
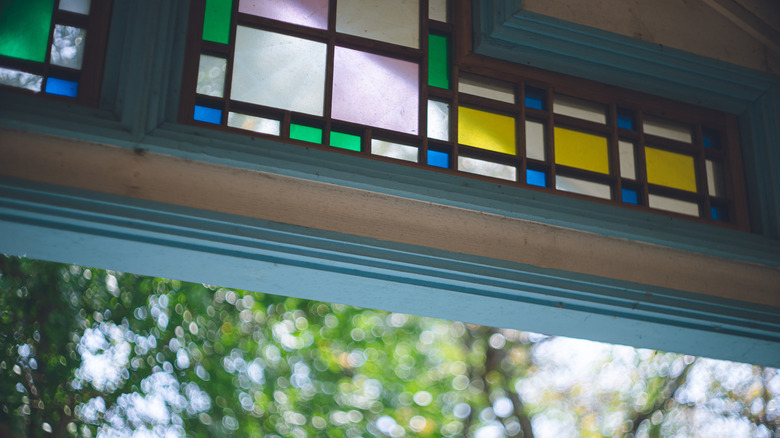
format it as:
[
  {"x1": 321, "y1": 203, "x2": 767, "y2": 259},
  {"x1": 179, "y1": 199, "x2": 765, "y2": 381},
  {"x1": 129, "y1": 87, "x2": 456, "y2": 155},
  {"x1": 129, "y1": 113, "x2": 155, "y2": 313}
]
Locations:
[
  {"x1": 0, "y1": 0, "x2": 110, "y2": 105},
  {"x1": 182, "y1": 0, "x2": 746, "y2": 227}
]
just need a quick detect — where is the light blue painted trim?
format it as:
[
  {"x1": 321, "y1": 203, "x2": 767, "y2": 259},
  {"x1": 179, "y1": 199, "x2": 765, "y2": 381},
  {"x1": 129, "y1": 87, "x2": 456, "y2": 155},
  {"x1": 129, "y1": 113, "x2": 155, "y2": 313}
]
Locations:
[{"x1": 1, "y1": 178, "x2": 778, "y2": 366}]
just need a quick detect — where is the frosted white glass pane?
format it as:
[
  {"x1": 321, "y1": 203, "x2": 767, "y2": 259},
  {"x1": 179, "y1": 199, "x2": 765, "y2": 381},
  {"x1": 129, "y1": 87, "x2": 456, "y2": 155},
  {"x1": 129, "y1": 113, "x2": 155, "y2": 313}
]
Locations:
[
  {"x1": 706, "y1": 159, "x2": 725, "y2": 198},
  {"x1": 429, "y1": 0, "x2": 447, "y2": 21},
  {"x1": 371, "y1": 139, "x2": 418, "y2": 162},
  {"x1": 59, "y1": 0, "x2": 91, "y2": 14},
  {"x1": 197, "y1": 55, "x2": 226, "y2": 97},
  {"x1": 337, "y1": 0, "x2": 420, "y2": 48},
  {"x1": 50, "y1": 25, "x2": 86, "y2": 70},
  {"x1": 643, "y1": 116, "x2": 692, "y2": 143},
  {"x1": 458, "y1": 157, "x2": 516, "y2": 181},
  {"x1": 555, "y1": 175, "x2": 611, "y2": 199},
  {"x1": 238, "y1": 0, "x2": 328, "y2": 30},
  {"x1": 648, "y1": 194, "x2": 699, "y2": 216},
  {"x1": 232, "y1": 27, "x2": 327, "y2": 116},
  {"x1": 427, "y1": 100, "x2": 449, "y2": 141},
  {"x1": 553, "y1": 95, "x2": 606, "y2": 124},
  {"x1": 458, "y1": 73, "x2": 514, "y2": 104},
  {"x1": 228, "y1": 112, "x2": 281, "y2": 135},
  {"x1": 525, "y1": 120, "x2": 546, "y2": 161},
  {"x1": 0, "y1": 67, "x2": 41, "y2": 92},
  {"x1": 619, "y1": 140, "x2": 636, "y2": 179}
]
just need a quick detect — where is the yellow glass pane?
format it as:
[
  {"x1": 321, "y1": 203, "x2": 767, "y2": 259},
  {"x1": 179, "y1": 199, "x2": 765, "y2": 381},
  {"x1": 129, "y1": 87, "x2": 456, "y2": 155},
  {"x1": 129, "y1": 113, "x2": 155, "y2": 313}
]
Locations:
[
  {"x1": 553, "y1": 127, "x2": 609, "y2": 174},
  {"x1": 645, "y1": 147, "x2": 697, "y2": 192},
  {"x1": 457, "y1": 107, "x2": 516, "y2": 155}
]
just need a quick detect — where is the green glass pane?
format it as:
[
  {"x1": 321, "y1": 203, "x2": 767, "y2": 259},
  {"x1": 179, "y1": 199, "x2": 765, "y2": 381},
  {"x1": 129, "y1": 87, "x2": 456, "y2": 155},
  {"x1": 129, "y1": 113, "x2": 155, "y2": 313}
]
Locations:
[
  {"x1": 428, "y1": 34, "x2": 450, "y2": 89},
  {"x1": 202, "y1": 0, "x2": 232, "y2": 44},
  {"x1": 290, "y1": 123, "x2": 322, "y2": 143},
  {"x1": 330, "y1": 131, "x2": 361, "y2": 152},
  {"x1": 0, "y1": 0, "x2": 55, "y2": 62}
]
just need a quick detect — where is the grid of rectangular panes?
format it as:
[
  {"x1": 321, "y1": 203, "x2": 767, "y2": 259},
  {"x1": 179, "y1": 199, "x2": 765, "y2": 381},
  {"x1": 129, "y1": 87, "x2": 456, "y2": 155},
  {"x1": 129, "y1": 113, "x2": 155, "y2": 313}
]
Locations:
[
  {"x1": 0, "y1": 0, "x2": 108, "y2": 105},
  {"x1": 183, "y1": 0, "x2": 738, "y2": 226}
]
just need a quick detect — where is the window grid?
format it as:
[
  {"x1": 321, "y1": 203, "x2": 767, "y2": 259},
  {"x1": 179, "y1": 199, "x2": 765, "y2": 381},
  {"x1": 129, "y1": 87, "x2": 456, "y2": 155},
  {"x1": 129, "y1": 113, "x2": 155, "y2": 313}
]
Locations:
[{"x1": 180, "y1": 0, "x2": 747, "y2": 229}]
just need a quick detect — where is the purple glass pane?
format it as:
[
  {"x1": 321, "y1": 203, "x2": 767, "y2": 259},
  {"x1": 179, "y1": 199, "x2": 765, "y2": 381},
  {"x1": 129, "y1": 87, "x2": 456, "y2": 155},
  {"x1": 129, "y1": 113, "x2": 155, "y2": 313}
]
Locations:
[
  {"x1": 239, "y1": 0, "x2": 328, "y2": 30},
  {"x1": 332, "y1": 46, "x2": 419, "y2": 135}
]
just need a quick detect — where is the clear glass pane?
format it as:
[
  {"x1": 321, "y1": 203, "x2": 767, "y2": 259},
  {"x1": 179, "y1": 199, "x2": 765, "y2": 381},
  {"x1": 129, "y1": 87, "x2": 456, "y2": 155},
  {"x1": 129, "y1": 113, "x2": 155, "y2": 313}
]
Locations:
[
  {"x1": 645, "y1": 147, "x2": 697, "y2": 192},
  {"x1": 0, "y1": 67, "x2": 42, "y2": 92},
  {"x1": 618, "y1": 140, "x2": 636, "y2": 179},
  {"x1": 50, "y1": 25, "x2": 86, "y2": 70},
  {"x1": 525, "y1": 120, "x2": 546, "y2": 161},
  {"x1": 458, "y1": 107, "x2": 515, "y2": 155},
  {"x1": 554, "y1": 127, "x2": 609, "y2": 174},
  {"x1": 197, "y1": 54, "x2": 226, "y2": 97},
  {"x1": 59, "y1": 0, "x2": 91, "y2": 14},
  {"x1": 555, "y1": 175, "x2": 611, "y2": 199},
  {"x1": 371, "y1": 139, "x2": 418, "y2": 162},
  {"x1": 232, "y1": 27, "x2": 327, "y2": 116},
  {"x1": 336, "y1": 0, "x2": 420, "y2": 48},
  {"x1": 427, "y1": 100, "x2": 449, "y2": 141},
  {"x1": 429, "y1": 0, "x2": 447, "y2": 21},
  {"x1": 706, "y1": 159, "x2": 725, "y2": 198},
  {"x1": 458, "y1": 156, "x2": 516, "y2": 181},
  {"x1": 648, "y1": 194, "x2": 699, "y2": 216},
  {"x1": 643, "y1": 116, "x2": 692, "y2": 143},
  {"x1": 332, "y1": 46, "x2": 419, "y2": 135},
  {"x1": 238, "y1": 0, "x2": 328, "y2": 30},
  {"x1": 553, "y1": 95, "x2": 606, "y2": 124},
  {"x1": 0, "y1": 0, "x2": 54, "y2": 62},
  {"x1": 458, "y1": 73, "x2": 514, "y2": 104},
  {"x1": 227, "y1": 113, "x2": 280, "y2": 135}
]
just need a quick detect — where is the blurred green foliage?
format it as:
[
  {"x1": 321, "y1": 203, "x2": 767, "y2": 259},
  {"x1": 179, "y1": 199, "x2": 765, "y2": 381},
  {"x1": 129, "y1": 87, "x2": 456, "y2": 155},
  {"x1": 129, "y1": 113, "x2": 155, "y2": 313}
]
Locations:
[{"x1": 0, "y1": 255, "x2": 777, "y2": 437}]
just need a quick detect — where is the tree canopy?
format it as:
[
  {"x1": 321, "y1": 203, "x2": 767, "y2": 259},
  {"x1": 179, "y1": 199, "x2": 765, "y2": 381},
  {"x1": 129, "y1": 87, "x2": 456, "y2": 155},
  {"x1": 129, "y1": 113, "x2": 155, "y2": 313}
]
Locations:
[{"x1": 0, "y1": 255, "x2": 777, "y2": 437}]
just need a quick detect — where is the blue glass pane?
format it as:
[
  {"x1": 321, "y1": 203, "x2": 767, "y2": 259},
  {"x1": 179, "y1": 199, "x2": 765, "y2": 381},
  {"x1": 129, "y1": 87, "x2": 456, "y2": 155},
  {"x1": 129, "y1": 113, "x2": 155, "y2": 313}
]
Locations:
[
  {"x1": 711, "y1": 206, "x2": 728, "y2": 221},
  {"x1": 45, "y1": 77, "x2": 78, "y2": 97},
  {"x1": 617, "y1": 108, "x2": 633, "y2": 130},
  {"x1": 525, "y1": 86, "x2": 545, "y2": 110},
  {"x1": 622, "y1": 188, "x2": 639, "y2": 204},
  {"x1": 526, "y1": 168, "x2": 546, "y2": 187},
  {"x1": 194, "y1": 105, "x2": 222, "y2": 124},
  {"x1": 702, "y1": 129, "x2": 719, "y2": 148},
  {"x1": 427, "y1": 149, "x2": 449, "y2": 168}
]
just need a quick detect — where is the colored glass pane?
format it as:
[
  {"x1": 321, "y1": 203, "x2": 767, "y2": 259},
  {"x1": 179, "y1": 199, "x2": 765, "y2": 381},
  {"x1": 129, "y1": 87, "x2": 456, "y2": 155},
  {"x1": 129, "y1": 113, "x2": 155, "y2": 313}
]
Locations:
[
  {"x1": 643, "y1": 116, "x2": 692, "y2": 143},
  {"x1": 525, "y1": 87, "x2": 545, "y2": 110},
  {"x1": 429, "y1": 0, "x2": 447, "y2": 22},
  {"x1": 332, "y1": 46, "x2": 419, "y2": 134},
  {"x1": 0, "y1": 0, "x2": 55, "y2": 62},
  {"x1": 427, "y1": 100, "x2": 449, "y2": 141},
  {"x1": 238, "y1": 0, "x2": 328, "y2": 29},
  {"x1": 459, "y1": 73, "x2": 514, "y2": 104},
  {"x1": 706, "y1": 159, "x2": 725, "y2": 198},
  {"x1": 0, "y1": 67, "x2": 42, "y2": 91},
  {"x1": 330, "y1": 131, "x2": 362, "y2": 152},
  {"x1": 648, "y1": 194, "x2": 699, "y2": 216},
  {"x1": 59, "y1": 0, "x2": 91, "y2": 14},
  {"x1": 702, "y1": 128, "x2": 720, "y2": 148},
  {"x1": 202, "y1": 0, "x2": 232, "y2": 44},
  {"x1": 50, "y1": 25, "x2": 86, "y2": 70},
  {"x1": 458, "y1": 107, "x2": 516, "y2": 155},
  {"x1": 711, "y1": 206, "x2": 728, "y2": 221},
  {"x1": 526, "y1": 169, "x2": 546, "y2": 187},
  {"x1": 290, "y1": 123, "x2": 322, "y2": 143},
  {"x1": 371, "y1": 139, "x2": 417, "y2": 162},
  {"x1": 45, "y1": 77, "x2": 78, "y2": 97},
  {"x1": 193, "y1": 105, "x2": 222, "y2": 124},
  {"x1": 458, "y1": 156, "x2": 516, "y2": 181},
  {"x1": 428, "y1": 34, "x2": 450, "y2": 89},
  {"x1": 232, "y1": 27, "x2": 327, "y2": 116},
  {"x1": 525, "y1": 120, "x2": 546, "y2": 161},
  {"x1": 617, "y1": 108, "x2": 634, "y2": 130},
  {"x1": 227, "y1": 113, "x2": 280, "y2": 135},
  {"x1": 336, "y1": 0, "x2": 420, "y2": 48},
  {"x1": 618, "y1": 140, "x2": 635, "y2": 179},
  {"x1": 553, "y1": 127, "x2": 609, "y2": 174},
  {"x1": 197, "y1": 55, "x2": 226, "y2": 97},
  {"x1": 554, "y1": 95, "x2": 606, "y2": 124},
  {"x1": 645, "y1": 147, "x2": 697, "y2": 192},
  {"x1": 427, "y1": 149, "x2": 449, "y2": 168},
  {"x1": 622, "y1": 188, "x2": 638, "y2": 204},
  {"x1": 555, "y1": 175, "x2": 611, "y2": 199}
]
